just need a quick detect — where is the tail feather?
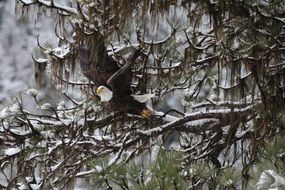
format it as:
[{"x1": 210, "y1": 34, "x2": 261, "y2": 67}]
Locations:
[{"x1": 131, "y1": 94, "x2": 155, "y2": 103}]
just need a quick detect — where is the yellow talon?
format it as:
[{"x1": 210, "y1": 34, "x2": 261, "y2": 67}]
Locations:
[{"x1": 142, "y1": 109, "x2": 152, "y2": 119}]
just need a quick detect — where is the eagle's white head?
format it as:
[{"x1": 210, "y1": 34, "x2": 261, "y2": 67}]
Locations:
[{"x1": 96, "y1": 86, "x2": 113, "y2": 102}]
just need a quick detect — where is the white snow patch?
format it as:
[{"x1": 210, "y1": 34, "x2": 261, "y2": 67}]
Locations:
[
  {"x1": 257, "y1": 170, "x2": 285, "y2": 190},
  {"x1": 95, "y1": 165, "x2": 103, "y2": 173},
  {"x1": 5, "y1": 147, "x2": 21, "y2": 156},
  {"x1": 40, "y1": 103, "x2": 53, "y2": 110},
  {"x1": 20, "y1": 0, "x2": 33, "y2": 3},
  {"x1": 51, "y1": 161, "x2": 63, "y2": 172},
  {"x1": 76, "y1": 169, "x2": 96, "y2": 177},
  {"x1": 30, "y1": 183, "x2": 41, "y2": 190},
  {"x1": 48, "y1": 141, "x2": 62, "y2": 154},
  {"x1": 108, "y1": 153, "x2": 118, "y2": 166},
  {"x1": 154, "y1": 111, "x2": 180, "y2": 122},
  {"x1": 175, "y1": 35, "x2": 184, "y2": 44},
  {"x1": 186, "y1": 118, "x2": 219, "y2": 127},
  {"x1": 137, "y1": 127, "x2": 163, "y2": 135},
  {"x1": 9, "y1": 103, "x2": 20, "y2": 113},
  {"x1": 52, "y1": 46, "x2": 70, "y2": 58},
  {"x1": 21, "y1": 0, "x2": 77, "y2": 14},
  {"x1": 144, "y1": 170, "x2": 153, "y2": 185},
  {"x1": 35, "y1": 58, "x2": 49, "y2": 63},
  {"x1": 0, "y1": 107, "x2": 9, "y2": 118},
  {"x1": 18, "y1": 183, "x2": 27, "y2": 190},
  {"x1": 150, "y1": 145, "x2": 160, "y2": 162},
  {"x1": 40, "y1": 130, "x2": 54, "y2": 139},
  {"x1": 26, "y1": 88, "x2": 38, "y2": 97},
  {"x1": 10, "y1": 129, "x2": 31, "y2": 136}
]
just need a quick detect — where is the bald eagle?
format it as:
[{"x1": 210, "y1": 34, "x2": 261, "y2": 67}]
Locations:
[{"x1": 79, "y1": 39, "x2": 152, "y2": 119}]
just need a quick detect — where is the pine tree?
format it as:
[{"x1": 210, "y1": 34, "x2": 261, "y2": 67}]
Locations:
[{"x1": 0, "y1": 0, "x2": 284, "y2": 189}]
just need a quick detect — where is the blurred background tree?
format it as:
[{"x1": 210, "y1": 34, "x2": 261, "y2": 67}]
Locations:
[{"x1": 0, "y1": 0, "x2": 284, "y2": 189}]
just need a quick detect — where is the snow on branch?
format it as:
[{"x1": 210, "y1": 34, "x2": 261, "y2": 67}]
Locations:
[
  {"x1": 137, "y1": 104, "x2": 255, "y2": 137},
  {"x1": 18, "y1": 0, "x2": 78, "y2": 15}
]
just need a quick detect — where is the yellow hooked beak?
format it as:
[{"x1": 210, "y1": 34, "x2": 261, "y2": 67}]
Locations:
[{"x1": 96, "y1": 86, "x2": 103, "y2": 95}]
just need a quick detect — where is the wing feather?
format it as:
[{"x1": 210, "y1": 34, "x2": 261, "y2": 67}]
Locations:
[{"x1": 107, "y1": 48, "x2": 142, "y2": 95}]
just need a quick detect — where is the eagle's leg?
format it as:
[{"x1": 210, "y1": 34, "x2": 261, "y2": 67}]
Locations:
[{"x1": 141, "y1": 109, "x2": 152, "y2": 119}]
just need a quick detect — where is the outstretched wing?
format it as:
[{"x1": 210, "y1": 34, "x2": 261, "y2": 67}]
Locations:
[
  {"x1": 107, "y1": 49, "x2": 142, "y2": 96},
  {"x1": 79, "y1": 44, "x2": 120, "y2": 87}
]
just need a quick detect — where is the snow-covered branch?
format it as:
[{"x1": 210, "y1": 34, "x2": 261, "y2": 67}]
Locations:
[{"x1": 18, "y1": 0, "x2": 77, "y2": 15}]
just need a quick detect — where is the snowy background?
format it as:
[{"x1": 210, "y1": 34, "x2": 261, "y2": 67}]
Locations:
[{"x1": 0, "y1": 0, "x2": 57, "y2": 108}]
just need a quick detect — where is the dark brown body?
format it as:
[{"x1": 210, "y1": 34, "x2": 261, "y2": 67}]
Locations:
[{"x1": 79, "y1": 33, "x2": 151, "y2": 118}]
